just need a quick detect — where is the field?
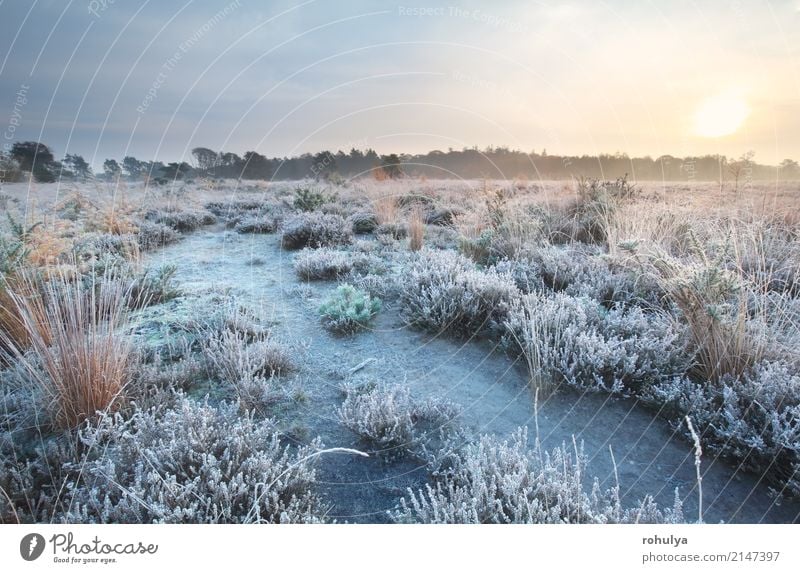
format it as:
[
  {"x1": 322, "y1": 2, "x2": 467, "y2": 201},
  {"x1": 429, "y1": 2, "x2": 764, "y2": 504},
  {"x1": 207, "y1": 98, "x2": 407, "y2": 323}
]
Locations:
[{"x1": 1, "y1": 176, "x2": 798, "y2": 523}]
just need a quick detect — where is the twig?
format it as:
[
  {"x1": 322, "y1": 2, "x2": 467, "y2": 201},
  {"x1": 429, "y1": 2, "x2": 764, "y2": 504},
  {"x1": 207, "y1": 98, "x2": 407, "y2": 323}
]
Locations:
[
  {"x1": 349, "y1": 358, "x2": 376, "y2": 375},
  {"x1": 685, "y1": 416, "x2": 703, "y2": 524}
]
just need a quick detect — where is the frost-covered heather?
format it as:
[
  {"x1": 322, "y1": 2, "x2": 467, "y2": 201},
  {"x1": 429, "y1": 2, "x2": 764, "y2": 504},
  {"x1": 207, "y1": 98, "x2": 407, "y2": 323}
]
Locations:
[
  {"x1": 235, "y1": 213, "x2": 277, "y2": 234},
  {"x1": 644, "y1": 360, "x2": 800, "y2": 496},
  {"x1": 203, "y1": 329, "x2": 296, "y2": 408},
  {"x1": 493, "y1": 244, "x2": 663, "y2": 307},
  {"x1": 348, "y1": 211, "x2": 379, "y2": 234},
  {"x1": 136, "y1": 221, "x2": 181, "y2": 251},
  {"x1": 338, "y1": 383, "x2": 459, "y2": 456},
  {"x1": 392, "y1": 428, "x2": 685, "y2": 524},
  {"x1": 398, "y1": 249, "x2": 519, "y2": 337},
  {"x1": 1, "y1": 176, "x2": 799, "y2": 523},
  {"x1": 505, "y1": 292, "x2": 689, "y2": 394},
  {"x1": 66, "y1": 397, "x2": 327, "y2": 523},
  {"x1": 293, "y1": 247, "x2": 383, "y2": 281},
  {"x1": 144, "y1": 206, "x2": 216, "y2": 232},
  {"x1": 280, "y1": 212, "x2": 353, "y2": 249}
]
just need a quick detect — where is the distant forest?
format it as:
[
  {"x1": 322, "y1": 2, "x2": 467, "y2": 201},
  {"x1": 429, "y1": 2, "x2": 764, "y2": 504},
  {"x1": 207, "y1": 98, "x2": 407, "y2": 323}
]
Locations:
[{"x1": 2, "y1": 141, "x2": 799, "y2": 184}]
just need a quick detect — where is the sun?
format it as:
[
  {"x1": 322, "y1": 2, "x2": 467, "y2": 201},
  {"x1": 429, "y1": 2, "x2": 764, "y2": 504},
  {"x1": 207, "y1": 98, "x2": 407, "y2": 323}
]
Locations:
[{"x1": 692, "y1": 92, "x2": 750, "y2": 138}]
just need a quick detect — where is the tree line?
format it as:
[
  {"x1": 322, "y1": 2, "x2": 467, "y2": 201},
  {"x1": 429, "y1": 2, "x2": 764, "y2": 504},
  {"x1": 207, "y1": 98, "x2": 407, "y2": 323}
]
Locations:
[{"x1": 2, "y1": 141, "x2": 798, "y2": 184}]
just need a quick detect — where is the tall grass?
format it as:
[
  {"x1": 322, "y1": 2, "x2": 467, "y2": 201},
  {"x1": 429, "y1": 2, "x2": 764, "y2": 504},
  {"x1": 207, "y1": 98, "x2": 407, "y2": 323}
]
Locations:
[
  {"x1": 0, "y1": 270, "x2": 132, "y2": 429},
  {"x1": 408, "y1": 208, "x2": 425, "y2": 251},
  {"x1": 644, "y1": 221, "x2": 799, "y2": 382}
]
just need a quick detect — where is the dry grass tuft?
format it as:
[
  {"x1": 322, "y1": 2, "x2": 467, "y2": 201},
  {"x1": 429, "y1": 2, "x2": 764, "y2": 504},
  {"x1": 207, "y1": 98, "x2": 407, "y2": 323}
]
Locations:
[
  {"x1": 408, "y1": 208, "x2": 425, "y2": 251},
  {"x1": 0, "y1": 270, "x2": 132, "y2": 429}
]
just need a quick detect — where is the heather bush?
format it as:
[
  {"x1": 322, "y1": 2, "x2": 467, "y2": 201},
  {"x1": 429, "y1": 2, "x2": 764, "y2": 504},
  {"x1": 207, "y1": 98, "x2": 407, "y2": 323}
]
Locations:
[
  {"x1": 346, "y1": 272, "x2": 397, "y2": 300},
  {"x1": 376, "y1": 222, "x2": 407, "y2": 240},
  {"x1": 391, "y1": 428, "x2": 684, "y2": 524},
  {"x1": 0, "y1": 427, "x2": 79, "y2": 522},
  {"x1": 398, "y1": 249, "x2": 519, "y2": 337},
  {"x1": 494, "y1": 245, "x2": 663, "y2": 308},
  {"x1": 65, "y1": 397, "x2": 328, "y2": 523},
  {"x1": 136, "y1": 221, "x2": 180, "y2": 251},
  {"x1": 425, "y1": 208, "x2": 461, "y2": 226},
  {"x1": 205, "y1": 199, "x2": 265, "y2": 218},
  {"x1": 202, "y1": 328, "x2": 296, "y2": 408},
  {"x1": 70, "y1": 232, "x2": 137, "y2": 264},
  {"x1": 349, "y1": 212, "x2": 378, "y2": 234},
  {"x1": 127, "y1": 264, "x2": 181, "y2": 308},
  {"x1": 144, "y1": 207, "x2": 216, "y2": 232},
  {"x1": 235, "y1": 213, "x2": 277, "y2": 234},
  {"x1": 338, "y1": 383, "x2": 458, "y2": 457},
  {"x1": 644, "y1": 360, "x2": 800, "y2": 496},
  {"x1": 280, "y1": 212, "x2": 352, "y2": 250},
  {"x1": 318, "y1": 284, "x2": 381, "y2": 334},
  {"x1": 504, "y1": 292, "x2": 688, "y2": 394}
]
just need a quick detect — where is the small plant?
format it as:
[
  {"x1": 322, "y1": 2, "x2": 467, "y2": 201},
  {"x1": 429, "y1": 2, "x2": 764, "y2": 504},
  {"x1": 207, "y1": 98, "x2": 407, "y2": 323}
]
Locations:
[
  {"x1": 136, "y1": 221, "x2": 180, "y2": 251},
  {"x1": 318, "y1": 284, "x2": 381, "y2": 334},
  {"x1": 408, "y1": 208, "x2": 425, "y2": 251},
  {"x1": 294, "y1": 248, "x2": 353, "y2": 280},
  {"x1": 280, "y1": 212, "x2": 352, "y2": 250},
  {"x1": 338, "y1": 383, "x2": 458, "y2": 457},
  {"x1": 144, "y1": 207, "x2": 216, "y2": 232},
  {"x1": 293, "y1": 187, "x2": 333, "y2": 212},
  {"x1": 128, "y1": 264, "x2": 181, "y2": 308},
  {"x1": 235, "y1": 213, "x2": 276, "y2": 234},
  {"x1": 349, "y1": 212, "x2": 379, "y2": 234}
]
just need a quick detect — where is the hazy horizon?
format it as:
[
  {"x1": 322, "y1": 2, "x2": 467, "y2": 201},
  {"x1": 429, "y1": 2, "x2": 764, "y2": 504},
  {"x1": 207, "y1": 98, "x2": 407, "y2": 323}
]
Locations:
[{"x1": 2, "y1": 0, "x2": 799, "y2": 169}]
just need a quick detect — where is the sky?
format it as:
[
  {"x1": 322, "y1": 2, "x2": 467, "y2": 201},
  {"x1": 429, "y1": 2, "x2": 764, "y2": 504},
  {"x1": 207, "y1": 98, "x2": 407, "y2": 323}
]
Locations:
[{"x1": 1, "y1": 0, "x2": 799, "y2": 169}]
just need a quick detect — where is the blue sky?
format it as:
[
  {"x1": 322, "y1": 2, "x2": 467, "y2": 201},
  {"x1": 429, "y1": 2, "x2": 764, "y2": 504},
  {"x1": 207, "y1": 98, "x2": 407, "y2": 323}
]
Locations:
[{"x1": 1, "y1": 0, "x2": 799, "y2": 168}]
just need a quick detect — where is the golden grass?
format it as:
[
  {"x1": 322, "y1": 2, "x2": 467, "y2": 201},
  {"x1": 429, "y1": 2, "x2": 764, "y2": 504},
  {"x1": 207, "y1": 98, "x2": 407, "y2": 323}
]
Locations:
[
  {"x1": 408, "y1": 208, "x2": 425, "y2": 251},
  {"x1": 0, "y1": 270, "x2": 132, "y2": 429}
]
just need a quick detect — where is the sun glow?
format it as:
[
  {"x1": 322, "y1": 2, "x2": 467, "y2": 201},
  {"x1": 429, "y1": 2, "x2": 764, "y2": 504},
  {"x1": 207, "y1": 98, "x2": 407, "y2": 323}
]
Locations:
[{"x1": 692, "y1": 92, "x2": 750, "y2": 138}]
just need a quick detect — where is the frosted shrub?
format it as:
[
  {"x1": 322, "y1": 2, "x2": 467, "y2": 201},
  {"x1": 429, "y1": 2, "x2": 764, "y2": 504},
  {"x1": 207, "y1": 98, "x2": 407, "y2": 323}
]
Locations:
[
  {"x1": 347, "y1": 272, "x2": 397, "y2": 300},
  {"x1": 203, "y1": 329, "x2": 296, "y2": 408},
  {"x1": 136, "y1": 221, "x2": 180, "y2": 251},
  {"x1": 391, "y1": 428, "x2": 683, "y2": 524},
  {"x1": 144, "y1": 206, "x2": 216, "y2": 232},
  {"x1": 399, "y1": 249, "x2": 519, "y2": 337},
  {"x1": 280, "y1": 212, "x2": 352, "y2": 250},
  {"x1": 505, "y1": 292, "x2": 688, "y2": 394},
  {"x1": 0, "y1": 430, "x2": 80, "y2": 523},
  {"x1": 647, "y1": 360, "x2": 800, "y2": 496},
  {"x1": 293, "y1": 248, "x2": 382, "y2": 281},
  {"x1": 65, "y1": 397, "x2": 328, "y2": 523},
  {"x1": 318, "y1": 284, "x2": 381, "y2": 334},
  {"x1": 494, "y1": 245, "x2": 663, "y2": 307},
  {"x1": 338, "y1": 383, "x2": 458, "y2": 457},
  {"x1": 235, "y1": 213, "x2": 277, "y2": 234},
  {"x1": 349, "y1": 212, "x2": 378, "y2": 234}
]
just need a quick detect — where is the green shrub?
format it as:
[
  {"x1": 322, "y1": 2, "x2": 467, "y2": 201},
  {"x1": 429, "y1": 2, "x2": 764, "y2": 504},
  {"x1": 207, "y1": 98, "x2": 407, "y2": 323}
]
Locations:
[
  {"x1": 318, "y1": 284, "x2": 381, "y2": 334},
  {"x1": 293, "y1": 187, "x2": 333, "y2": 212}
]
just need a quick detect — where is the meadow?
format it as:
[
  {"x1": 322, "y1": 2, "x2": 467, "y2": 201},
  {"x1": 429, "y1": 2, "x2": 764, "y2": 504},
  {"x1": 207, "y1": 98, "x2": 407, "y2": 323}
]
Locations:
[{"x1": 0, "y1": 175, "x2": 798, "y2": 523}]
